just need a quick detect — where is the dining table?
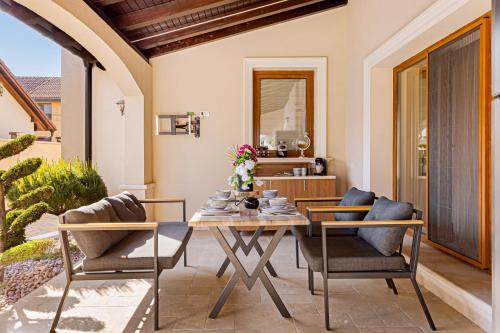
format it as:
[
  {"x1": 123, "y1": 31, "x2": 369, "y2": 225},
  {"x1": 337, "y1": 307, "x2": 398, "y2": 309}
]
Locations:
[{"x1": 188, "y1": 205, "x2": 310, "y2": 319}]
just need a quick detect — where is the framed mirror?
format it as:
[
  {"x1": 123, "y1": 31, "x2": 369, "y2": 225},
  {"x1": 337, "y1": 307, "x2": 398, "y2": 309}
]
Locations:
[{"x1": 253, "y1": 70, "x2": 314, "y2": 157}]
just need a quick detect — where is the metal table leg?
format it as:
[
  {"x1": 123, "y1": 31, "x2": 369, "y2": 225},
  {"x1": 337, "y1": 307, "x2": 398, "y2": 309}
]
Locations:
[
  {"x1": 216, "y1": 226, "x2": 277, "y2": 278},
  {"x1": 209, "y1": 225, "x2": 290, "y2": 318}
]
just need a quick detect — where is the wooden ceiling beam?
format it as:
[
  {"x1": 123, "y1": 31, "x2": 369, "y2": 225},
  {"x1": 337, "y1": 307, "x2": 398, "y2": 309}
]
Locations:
[
  {"x1": 92, "y1": 0, "x2": 125, "y2": 6},
  {"x1": 145, "y1": 0, "x2": 347, "y2": 57},
  {"x1": 135, "y1": 0, "x2": 323, "y2": 50},
  {"x1": 114, "y1": 0, "x2": 237, "y2": 32}
]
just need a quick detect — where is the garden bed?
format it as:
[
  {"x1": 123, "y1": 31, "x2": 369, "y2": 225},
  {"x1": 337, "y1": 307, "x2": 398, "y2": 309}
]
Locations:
[{"x1": 0, "y1": 237, "x2": 83, "y2": 311}]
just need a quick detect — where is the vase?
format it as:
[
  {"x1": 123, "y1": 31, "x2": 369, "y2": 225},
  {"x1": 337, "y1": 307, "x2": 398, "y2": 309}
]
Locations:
[{"x1": 237, "y1": 176, "x2": 253, "y2": 192}]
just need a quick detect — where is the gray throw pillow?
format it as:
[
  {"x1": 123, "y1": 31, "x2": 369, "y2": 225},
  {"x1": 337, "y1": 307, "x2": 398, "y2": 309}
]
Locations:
[
  {"x1": 63, "y1": 199, "x2": 128, "y2": 259},
  {"x1": 115, "y1": 192, "x2": 147, "y2": 221},
  {"x1": 358, "y1": 196, "x2": 414, "y2": 256},
  {"x1": 335, "y1": 187, "x2": 376, "y2": 221},
  {"x1": 105, "y1": 195, "x2": 145, "y2": 222}
]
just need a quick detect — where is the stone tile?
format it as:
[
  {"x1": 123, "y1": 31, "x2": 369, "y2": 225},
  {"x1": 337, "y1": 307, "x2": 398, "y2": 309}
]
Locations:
[{"x1": 0, "y1": 230, "x2": 486, "y2": 333}]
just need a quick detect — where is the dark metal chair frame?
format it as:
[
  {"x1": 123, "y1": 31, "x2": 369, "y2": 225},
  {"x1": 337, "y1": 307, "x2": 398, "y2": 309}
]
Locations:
[
  {"x1": 319, "y1": 210, "x2": 436, "y2": 331},
  {"x1": 50, "y1": 198, "x2": 187, "y2": 333}
]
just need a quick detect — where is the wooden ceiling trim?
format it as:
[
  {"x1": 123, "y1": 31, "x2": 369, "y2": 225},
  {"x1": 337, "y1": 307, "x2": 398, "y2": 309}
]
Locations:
[
  {"x1": 93, "y1": 0, "x2": 125, "y2": 6},
  {"x1": 114, "y1": 0, "x2": 236, "y2": 32},
  {"x1": 134, "y1": 0, "x2": 323, "y2": 50},
  {"x1": 145, "y1": 0, "x2": 347, "y2": 57}
]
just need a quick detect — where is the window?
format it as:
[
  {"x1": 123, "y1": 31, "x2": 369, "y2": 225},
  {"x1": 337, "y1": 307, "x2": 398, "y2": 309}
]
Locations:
[
  {"x1": 38, "y1": 103, "x2": 52, "y2": 120},
  {"x1": 252, "y1": 70, "x2": 314, "y2": 157}
]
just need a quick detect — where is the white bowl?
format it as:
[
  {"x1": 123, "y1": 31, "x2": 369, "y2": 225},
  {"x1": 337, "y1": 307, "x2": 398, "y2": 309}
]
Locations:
[
  {"x1": 209, "y1": 198, "x2": 229, "y2": 209},
  {"x1": 263, "y1": 190, "x2": 278, "y2": 198},
  {"x1": 215, "y1": 190, "x2": 231, "y2": 199},
  {"x1": 258, "y1": 197, "x2": 270, "y2": 206},
  {"x1": 269, "y1": 197, "x2": 288, "y2": 207}
]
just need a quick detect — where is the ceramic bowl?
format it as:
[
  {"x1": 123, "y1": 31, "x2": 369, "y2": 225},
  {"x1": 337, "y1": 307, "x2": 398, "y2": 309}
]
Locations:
[
  {"x1": 263, "y1": 190, "x2": 278, "y2": 198},
  {"x1": 258, "y1": 197, "x2": 270, "y2": 206},
  {"x1": 269, "y1": 197, "x2": 288, "y2": 207},
  {"x1": 209, "y1": 198, "x2": 229, "y2": 209},
  {"x1": 215, "y1": 190, "x2": 231, "y2": 199}
]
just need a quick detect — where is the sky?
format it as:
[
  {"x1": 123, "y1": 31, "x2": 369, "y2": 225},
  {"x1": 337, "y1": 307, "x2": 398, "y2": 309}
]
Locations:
[{"x1": 0, "y1": 11, "x2": 61, "y2": 77}]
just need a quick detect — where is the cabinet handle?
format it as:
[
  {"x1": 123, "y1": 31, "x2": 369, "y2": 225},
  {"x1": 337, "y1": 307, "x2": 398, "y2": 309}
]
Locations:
[{"x1": 304, "y1": 180, "x2": 306, "y2": 192}]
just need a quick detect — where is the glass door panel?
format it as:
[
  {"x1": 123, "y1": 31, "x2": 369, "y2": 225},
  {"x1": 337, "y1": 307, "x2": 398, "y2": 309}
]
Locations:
[{"x1": 396, "y1": 59, "x2": 428, "y2": 228}]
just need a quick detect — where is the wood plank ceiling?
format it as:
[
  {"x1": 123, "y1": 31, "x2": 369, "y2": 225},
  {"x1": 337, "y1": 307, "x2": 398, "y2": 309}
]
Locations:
[{"x1": 86, "y1": 0, "x2": 348, "y2": 58}]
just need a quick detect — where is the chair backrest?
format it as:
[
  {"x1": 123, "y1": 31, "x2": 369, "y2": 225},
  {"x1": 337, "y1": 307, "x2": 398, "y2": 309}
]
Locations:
[
  {"x1": 61, "y1": 191, "x2": 147, "y2": 259},
  {"x1": 62, "y1": 199, "x2": 128, "y2": 259},
  {"x1": 335, "y1": 187, "x2": 376, "y2": 221},
  {"x1": 357, "y1": 196, "x2": 414, "y2": 256}
]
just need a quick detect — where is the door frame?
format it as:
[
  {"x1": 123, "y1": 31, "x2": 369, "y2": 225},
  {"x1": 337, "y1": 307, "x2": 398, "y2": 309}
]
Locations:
[{"x1": 393, "y1": 14, "x2": 491, "y2": 269}]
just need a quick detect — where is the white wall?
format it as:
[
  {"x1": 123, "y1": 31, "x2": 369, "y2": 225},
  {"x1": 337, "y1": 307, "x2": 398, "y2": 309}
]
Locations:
[
  {"x1": 92, "y1": 67, "x2": 126, "y2": 195},
  {"x1": 0, "y1": 86, "x2": 34, "y2": 138},
  {"x1": 61, "y1": 48, "x2": 85, "y2": 160},
  {"x1": 151, "y1": 8, "x2": 348, "y2": 219}
]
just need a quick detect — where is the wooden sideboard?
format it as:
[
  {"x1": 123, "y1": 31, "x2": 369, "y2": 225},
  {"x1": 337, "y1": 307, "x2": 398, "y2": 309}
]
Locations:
[{"x1": 254, "y1": 176, "x2": 337, "y2": 221}]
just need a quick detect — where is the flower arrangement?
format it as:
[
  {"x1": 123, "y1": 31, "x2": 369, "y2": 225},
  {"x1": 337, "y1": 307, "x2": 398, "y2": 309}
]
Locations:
[{"x1": 227, "y1": 144, "x2": 258, "y2": 191}]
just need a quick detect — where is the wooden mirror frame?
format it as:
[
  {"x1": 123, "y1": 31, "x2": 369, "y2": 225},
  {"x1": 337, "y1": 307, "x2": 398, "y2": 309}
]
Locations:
[{"x1": 252, "y1": 70, "x2": 315, "y2": 157}]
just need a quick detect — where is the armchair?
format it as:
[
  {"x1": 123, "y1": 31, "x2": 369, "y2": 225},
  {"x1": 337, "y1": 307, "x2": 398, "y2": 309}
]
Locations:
[
  {"x1": 299, "y1": 197, "x2": 436, "y2": 331},
  {"x1": 51, "y1": 192, "x2": 192, "y2": 332}
]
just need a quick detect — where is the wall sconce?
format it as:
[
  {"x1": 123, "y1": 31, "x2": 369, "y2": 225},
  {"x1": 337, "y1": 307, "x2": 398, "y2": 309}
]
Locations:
[{"x1": 116, "y1": 100, "x2": 125, "y2": 116}]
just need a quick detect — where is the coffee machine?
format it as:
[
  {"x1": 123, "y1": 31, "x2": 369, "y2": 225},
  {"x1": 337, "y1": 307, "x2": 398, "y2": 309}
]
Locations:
[{"x1": 314, "y1": 158, "x2": 327, "y2": 176}]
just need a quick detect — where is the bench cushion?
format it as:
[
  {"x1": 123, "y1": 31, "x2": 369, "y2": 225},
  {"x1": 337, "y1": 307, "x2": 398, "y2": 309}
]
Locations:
[
  {"x1": 358, "y1": 196, "x2": 414, "y2": 256},
  {"x1": 291, "y1": 223, "x2": 358, "y2": 240},
  {"x1": 299, "y1": 236, "x2": 407, "y2": 272},
  {"x1": 64, "y1": 200, "x2": 128, "y2": 259},
  {"x1": 105, "y1": 193, "x2": 146, "y2": 222},
  {"x1": 82, "y1": 222, "x2": 192, "y2": 272}
]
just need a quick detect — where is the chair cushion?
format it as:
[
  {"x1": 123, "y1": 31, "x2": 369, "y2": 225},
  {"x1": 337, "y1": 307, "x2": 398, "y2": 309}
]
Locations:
[
  {"x1": 63, "y1": 199, "x2": 128, "y2": 259},
  {"x1": 291, "y1": 223, "x2": 358, "y2": 241},
  {"x1": 105, "y1": 195, "x2": 146, "y2": 222},
  {"x1": 299, "y1": 236, "x2": 407, "y2": 272},
  {"x1": 82, "y1": 222, "x2": 192, "y2": 272},
  {"x1": 110, "y1": 192, "x2": 147, "y2": 222},
  {"x1": 335, "y1": 187, "x2": 376, "y2": 221},
  {"x1": 358, "y1": 196, "x2": 414, "y2": 256}
]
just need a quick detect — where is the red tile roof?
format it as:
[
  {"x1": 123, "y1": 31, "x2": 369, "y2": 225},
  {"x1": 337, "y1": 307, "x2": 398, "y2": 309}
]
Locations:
[
  {"x1": 17, "y1": 76, "x2": 61, "y2": 102},
  {"x1": 0, "y1": 60, "x2": 57, "y2": 132}
]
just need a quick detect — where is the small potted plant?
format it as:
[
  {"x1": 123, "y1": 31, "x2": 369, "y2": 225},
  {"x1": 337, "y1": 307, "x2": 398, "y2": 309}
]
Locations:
[{"x1": 227, "y1": 144, "x2": 258, "y2": 192}]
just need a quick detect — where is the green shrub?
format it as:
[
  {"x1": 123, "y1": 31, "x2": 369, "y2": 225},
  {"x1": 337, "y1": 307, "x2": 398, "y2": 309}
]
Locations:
[
  {"x1": 0, "y1": 238, "x2": 55, "y2": 266},
  {"x1": 7, "y1": 158, "x2": 107, "y2": 216}
]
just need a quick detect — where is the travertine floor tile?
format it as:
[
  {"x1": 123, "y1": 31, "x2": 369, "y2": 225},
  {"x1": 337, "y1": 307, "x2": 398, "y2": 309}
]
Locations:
[{"x1": 0, "y1": 230, "x2": 485, "y2": 333}]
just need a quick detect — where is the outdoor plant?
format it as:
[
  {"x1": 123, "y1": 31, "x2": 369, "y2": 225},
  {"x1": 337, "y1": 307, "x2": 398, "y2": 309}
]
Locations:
[
  {"x1": 7, "y1": 158, "x2": 107, "y2": 216},
  {"x1": 227, "y1": 144, "x2": 258, "y2": 191},
  {"x1": 0, "y1": 134, "x2": 53, "y2": 281}
]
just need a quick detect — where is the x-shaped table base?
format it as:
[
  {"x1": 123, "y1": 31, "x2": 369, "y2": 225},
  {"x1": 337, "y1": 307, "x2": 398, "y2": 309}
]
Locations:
[
  {"x1": 209, "y1": 226, "x2": 290, "y2": 319},
  {"x1": 216, "y1": 226, "x2": 277, "y2": 278}
]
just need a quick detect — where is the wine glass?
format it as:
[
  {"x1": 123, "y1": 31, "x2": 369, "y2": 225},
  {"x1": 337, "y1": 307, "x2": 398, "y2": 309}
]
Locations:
[{"x1": 296, "y1": 132, "x2": 311, "y2": 158}]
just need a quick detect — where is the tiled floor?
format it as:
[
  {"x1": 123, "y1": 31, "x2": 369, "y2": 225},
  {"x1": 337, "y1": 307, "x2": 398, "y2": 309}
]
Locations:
[{"x1": 0, "y1": 230, "x2": 485, "y2": 333}]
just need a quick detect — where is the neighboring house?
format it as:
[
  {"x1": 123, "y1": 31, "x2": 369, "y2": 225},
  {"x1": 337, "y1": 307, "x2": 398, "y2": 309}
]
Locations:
[
  {"x1": 17, "y1": 76, "x2": 61, "y2": 139},
  {"x1": 0, "y1": 59, "x2": 56, "y2": 139}
]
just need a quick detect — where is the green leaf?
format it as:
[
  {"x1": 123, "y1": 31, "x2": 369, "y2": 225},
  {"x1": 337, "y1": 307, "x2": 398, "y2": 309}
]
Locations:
[
  {"x1": 9, "y1": 202, "x2": 48, "y2": 234},
  {"x1": 10, "y1": 186, "x2": 54, "y2": 210},
  {"x1": 1, "y1": 158, "x2": 42, "y2": 189},
  {"x1": 0, "y1": 134, "x2": 36, "y2": 160}
]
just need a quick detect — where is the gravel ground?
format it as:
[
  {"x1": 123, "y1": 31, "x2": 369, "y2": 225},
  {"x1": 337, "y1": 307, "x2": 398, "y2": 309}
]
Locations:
[{"x1": 0, "y1": 251, "x2": 83, "y2": 311}]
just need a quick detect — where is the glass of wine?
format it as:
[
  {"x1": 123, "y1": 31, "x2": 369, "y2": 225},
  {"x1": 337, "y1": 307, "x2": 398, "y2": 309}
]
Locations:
[{"x1": 296, "y1": 132, "x2": 311, "y2": 158}]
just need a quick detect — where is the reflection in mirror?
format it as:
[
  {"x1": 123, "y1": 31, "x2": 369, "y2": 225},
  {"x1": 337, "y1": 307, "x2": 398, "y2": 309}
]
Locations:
[
  {"x1": 259, "y1": 78, "x2": 306, "y2": 150},
  {"x1": 253, "y1": 70, "x2": 314, "y2": 157}
]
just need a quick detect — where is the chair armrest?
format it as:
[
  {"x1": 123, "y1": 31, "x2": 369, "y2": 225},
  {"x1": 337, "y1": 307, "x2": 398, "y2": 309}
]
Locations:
[
  {"x1": 321, "y1": 220, "x2": 424, "y2": 228},
  {"x1": 140, "y1": 198, "x2": 185, "y2": 204},
  {"x1": 294, "y1": 196, "x2": 343, "y2": 204},
  {"x1": 307, "y1": 205, "x2": 372, "y2": 214},
  {"x1": 58, "y1": 222, "x2": 158, "y2": 231}
]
